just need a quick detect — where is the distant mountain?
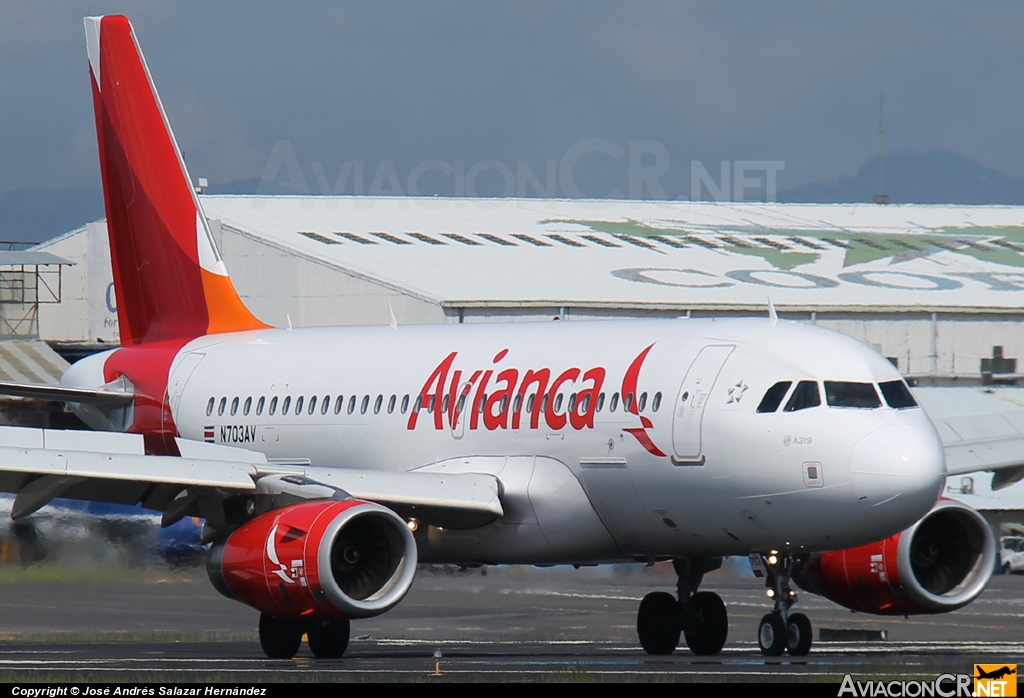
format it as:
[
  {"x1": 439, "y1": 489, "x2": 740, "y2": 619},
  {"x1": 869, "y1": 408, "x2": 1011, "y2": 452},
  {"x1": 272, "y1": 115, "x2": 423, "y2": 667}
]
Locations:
[
  {"x1": 207, "y1": 178, "x2": 266, "y2": 194},
  {"x1": 0, "y1": 187, "x2": 104, "y2": 245},
  {"x1": 779, "y1": 150, "x2": 1024, "y2": 205},
  {"x1": 6, "y1": 150, "x2": 1024, "y2": 247},
  {"x1": 0, "y1": 180, "x2": 292, "y2": 246},
  {"x1": 205, "y1": 178, "x2": 303, "y2": 195}
]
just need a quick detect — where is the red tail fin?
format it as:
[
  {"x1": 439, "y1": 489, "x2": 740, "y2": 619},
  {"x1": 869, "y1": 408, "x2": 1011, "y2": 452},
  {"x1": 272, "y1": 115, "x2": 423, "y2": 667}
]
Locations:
[{"x1": 86, "y1": 16, "x2": 269, "y2": 346}]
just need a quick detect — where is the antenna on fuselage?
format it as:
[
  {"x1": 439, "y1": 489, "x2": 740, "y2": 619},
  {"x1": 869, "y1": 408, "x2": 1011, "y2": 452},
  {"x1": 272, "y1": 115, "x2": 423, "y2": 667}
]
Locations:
[
  {"x1": 388, "y1": 302, "x2": 398, "y2": 330},
  {"x1": 767, "y1": 295, "x2": 778, "y2": 325}
]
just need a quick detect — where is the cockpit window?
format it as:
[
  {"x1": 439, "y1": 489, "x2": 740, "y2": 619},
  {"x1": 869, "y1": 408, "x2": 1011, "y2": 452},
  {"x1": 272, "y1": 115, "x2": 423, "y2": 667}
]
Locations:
[
  {"x1": 880, "y1": 380, "x2": 918, "y2": 409},
  {"x1": 824, "y1": 382, "x2": 881, "y2": 409},
  {"x1": 757, "y1": 381, "x2": 792, "y2": 413},
  {"x1": 784, "y1": 381, "x2": 821, "y2": 412}
]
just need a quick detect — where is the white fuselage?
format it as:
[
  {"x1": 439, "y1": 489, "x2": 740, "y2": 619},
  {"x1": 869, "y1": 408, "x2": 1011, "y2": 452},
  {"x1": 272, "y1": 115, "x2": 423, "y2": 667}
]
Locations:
[{"x1": 64, "y1": 317, "x2": 946, "y2": 564}]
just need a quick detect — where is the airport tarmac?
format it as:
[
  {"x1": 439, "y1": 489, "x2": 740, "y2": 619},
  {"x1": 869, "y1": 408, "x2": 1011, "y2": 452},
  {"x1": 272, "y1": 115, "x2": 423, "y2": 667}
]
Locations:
[{"x1": 0, "y1": 562, "x2": 1020, "y2": 681}]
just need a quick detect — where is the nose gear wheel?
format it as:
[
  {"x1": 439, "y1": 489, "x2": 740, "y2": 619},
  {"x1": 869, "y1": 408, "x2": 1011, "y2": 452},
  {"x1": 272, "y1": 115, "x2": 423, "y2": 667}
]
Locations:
[
  {"x1": 758, "y1": 612, "x2": 786, "y2": 656},
  {"x1": 757, "y1": 551, "x2": 814, "y2": 656},
  {"x1": 786, "y1": 612, "x2": 812, "y2": 656}
]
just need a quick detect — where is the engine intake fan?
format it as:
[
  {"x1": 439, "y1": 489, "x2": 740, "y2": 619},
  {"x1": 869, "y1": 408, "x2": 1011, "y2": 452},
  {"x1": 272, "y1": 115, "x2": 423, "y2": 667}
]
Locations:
[
  {"x1": 208, "y1": 499, "x2": 417, "y2": 619},
  {"x1": 794, "y1": 498, "x2": 996, "y2": 615}
]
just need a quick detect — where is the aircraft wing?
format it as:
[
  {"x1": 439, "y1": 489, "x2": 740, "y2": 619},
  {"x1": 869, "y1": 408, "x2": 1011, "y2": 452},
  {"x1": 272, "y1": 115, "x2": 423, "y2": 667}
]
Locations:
[
  {"x1": 298, "y1": 466, "x2": 503, "y2": 529},
  {"x1": 933, "y1": 413, "x2": 1024, "y2": 490},
  {"x1": 0, "y1": 380, "x2": 134, "y2": 405},
  {"x1": 0, "y1": 426, "x2": 502, "y2": 528}
]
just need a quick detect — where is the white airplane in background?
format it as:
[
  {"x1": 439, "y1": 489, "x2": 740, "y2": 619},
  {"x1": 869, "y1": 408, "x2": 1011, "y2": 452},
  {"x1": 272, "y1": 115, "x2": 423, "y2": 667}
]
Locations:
[{"x1": 0, "y1": 15, "x2": 1007, "y2": 660}]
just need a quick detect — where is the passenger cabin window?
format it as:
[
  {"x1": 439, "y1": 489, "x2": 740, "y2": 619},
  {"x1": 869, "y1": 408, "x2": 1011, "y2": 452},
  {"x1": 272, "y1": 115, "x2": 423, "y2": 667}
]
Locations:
[
  {"x1": 639, "y1": 392, "x2": 648, "y2": 413},
  {"x1": 652, "y1": 392, "x2": 662, "y2": 412},
  {"x1": 206, "y1": 398, "x2": 214, "y2": 417},
  {"x1": 218, "y1": 397, "x2": 226, "y2": 416},
  {"x1": 243, "y1": 397, "x2": 252, "y2": 416},
  {"x1": 282, "y1": 396, "x2": 292, "y2": 414},
  {"x1": 256, "y1": 397, "x2": 265, "y2": 416},
  {"x1": 401, "y1": 395, "x2": 410, "y2": 413},
  {"x1": 374, "y1": 395, "x2": 383, "y2": 414},
  {"x1": 824, "y1": 382, "x2": 881, "y2": 409},
  {"x1": 597, "y1": 393, "x2": 605, "y2": 412},
  {"x1": 880, "y1": 380, "x2": 918, "y2": 409},
  {"x1": 294, "y1": 396, "x2": 304, "y2": 415},
  {"x1": 757, "y1": 381, "x2": 792, "y2": 413},
  {"x1": 334, "y1": 396, "x2": 343, "y2": 414},
  {"x1": 269, "y1": 396, "x2": 278, "y2": 415},
  {"x1": 361, "y1": 395, "x2": 370, "y2": 414},
  {"x1": 610, "y1": 393, "x2": 619, "y2": 412},
  {"x1": 784, "y1": 381, "x2": 820, "y2": 412},
  {"x1": 308, "y1": 396, "x2": 317, "y2": 415},
  {"x1": 348, "y1": 396, "x2": 357, "y2": 414},
  {"x1": 388, "y1": 395, "x2": 396, "y2": 414},
  {"x1": 322, "y1": 396, "x2": 331, "y2": 415}
]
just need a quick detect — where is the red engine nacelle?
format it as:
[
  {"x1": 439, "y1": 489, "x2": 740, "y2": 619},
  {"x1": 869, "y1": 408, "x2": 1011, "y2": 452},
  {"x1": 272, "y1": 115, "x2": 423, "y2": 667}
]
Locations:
[
  {"x1": 794, "y1": 498, "x2": 996, "y2": 615},
  {"x1": 207, "y1": 499, "x2": 417, "y2": 619}
]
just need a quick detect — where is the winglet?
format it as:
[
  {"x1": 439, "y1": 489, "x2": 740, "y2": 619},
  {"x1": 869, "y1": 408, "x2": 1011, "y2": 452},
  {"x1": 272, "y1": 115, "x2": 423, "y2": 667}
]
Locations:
[
  {"x1": 767, "y1": 295, "x2": 778, "y2": 325},
  {"x1": 86, "y1": 16, "x2": 270, "y2": 346}
]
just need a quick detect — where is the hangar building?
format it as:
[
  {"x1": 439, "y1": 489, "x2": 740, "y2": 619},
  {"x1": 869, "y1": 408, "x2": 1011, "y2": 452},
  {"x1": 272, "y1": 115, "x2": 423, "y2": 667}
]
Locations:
[
  {"x1": 19, "y1": 196, "x2": 1024, "y2": 546},
  {"x1": 32, "y1": 196, "x2": 1024, "y2": 385}
]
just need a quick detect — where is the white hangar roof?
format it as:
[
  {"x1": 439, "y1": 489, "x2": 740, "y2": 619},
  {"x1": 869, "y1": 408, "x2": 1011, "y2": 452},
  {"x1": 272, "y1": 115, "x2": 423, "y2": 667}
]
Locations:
[{"x1": 200, "y1": 196, "x2": 1024, "y2": 313}]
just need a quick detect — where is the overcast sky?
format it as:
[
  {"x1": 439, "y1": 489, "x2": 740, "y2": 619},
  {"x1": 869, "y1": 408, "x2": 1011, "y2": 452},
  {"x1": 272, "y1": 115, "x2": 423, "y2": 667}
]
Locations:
[{"x1": 3, "y1": 2, "x2": 1023, "y2": 199}]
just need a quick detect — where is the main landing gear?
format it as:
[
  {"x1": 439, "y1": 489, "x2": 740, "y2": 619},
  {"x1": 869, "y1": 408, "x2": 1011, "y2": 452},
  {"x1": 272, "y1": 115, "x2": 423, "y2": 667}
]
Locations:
[
  {"x1": 259, "y1": 613, "x2": 351, "y2": 659},
  {"x1": 757, "y1": 551, "x2": 812, "y2": 657},
  {"x1": 636, "y1": 557, "x2": 729, "y2": 656}
]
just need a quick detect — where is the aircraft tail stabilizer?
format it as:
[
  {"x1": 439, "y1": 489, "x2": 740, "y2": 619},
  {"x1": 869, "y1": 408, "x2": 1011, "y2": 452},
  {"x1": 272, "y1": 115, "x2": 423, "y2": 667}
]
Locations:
[{"x1": 85, "y1": 16, "x2": 268, "y2": 346}]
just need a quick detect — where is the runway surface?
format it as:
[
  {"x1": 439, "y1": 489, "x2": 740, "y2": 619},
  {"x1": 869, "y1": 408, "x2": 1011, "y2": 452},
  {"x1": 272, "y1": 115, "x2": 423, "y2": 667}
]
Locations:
[{"x1": 0, "y1": 563, "x2": 1020, "y2": 681}]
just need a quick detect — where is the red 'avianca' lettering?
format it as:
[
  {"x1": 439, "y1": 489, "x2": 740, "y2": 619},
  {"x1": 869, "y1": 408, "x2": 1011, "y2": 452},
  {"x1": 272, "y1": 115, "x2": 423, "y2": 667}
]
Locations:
[
  {"x1": 407, "y1": 349, "x2": 606, "y2": 432},
  {"x1": 406, "y1": 344, "x2": 667, "y2": 459}
]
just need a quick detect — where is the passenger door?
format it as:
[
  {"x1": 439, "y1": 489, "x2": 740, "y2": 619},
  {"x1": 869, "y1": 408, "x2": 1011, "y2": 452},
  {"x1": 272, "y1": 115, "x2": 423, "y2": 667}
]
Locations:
[{"x1": 671, "y1": 345, "x2": 734, "y2": 464}]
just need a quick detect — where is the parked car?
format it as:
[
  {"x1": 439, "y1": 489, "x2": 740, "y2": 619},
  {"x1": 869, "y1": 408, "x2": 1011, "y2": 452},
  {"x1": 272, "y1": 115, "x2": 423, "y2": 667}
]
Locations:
[{"x1": 1000, "y1": 535, "x2": 1024, "y2": 574}]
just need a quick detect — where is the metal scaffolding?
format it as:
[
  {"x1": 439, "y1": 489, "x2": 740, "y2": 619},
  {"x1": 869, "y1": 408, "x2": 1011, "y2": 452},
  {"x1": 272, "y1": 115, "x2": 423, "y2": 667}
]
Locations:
[{"x1": 0, "y1": 252, "x2": 70, "y2": 340}]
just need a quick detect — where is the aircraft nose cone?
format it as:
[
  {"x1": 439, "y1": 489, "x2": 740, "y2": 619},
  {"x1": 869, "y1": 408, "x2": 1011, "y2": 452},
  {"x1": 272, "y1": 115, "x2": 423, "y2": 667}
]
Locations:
[{"x1": 850, "y1": 424, "x2": 945, "y2": 528}]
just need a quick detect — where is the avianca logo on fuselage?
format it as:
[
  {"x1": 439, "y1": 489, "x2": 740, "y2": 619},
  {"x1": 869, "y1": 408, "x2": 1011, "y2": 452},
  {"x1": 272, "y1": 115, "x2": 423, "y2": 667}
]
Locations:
[
  {"x1": 620, "y1": 344, "x2": 667, "y2": 458},
  {"x1": 406, "y1": 344, "x2": 668, "y2": 457}
]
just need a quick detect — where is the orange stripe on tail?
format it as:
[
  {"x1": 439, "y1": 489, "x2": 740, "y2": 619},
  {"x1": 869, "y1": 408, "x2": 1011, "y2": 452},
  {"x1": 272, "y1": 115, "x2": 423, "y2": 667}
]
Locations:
[{"x1": 201, "y1": 269, "x2": 270, "y2": 335}]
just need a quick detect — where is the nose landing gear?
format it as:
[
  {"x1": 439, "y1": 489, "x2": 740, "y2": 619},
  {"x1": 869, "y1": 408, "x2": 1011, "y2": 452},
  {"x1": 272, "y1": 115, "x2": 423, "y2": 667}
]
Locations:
[
  {"x1": 757, "y1": 551, "x2": 812, "y2": 656},
  {"x1": 636, "y1": 556, "x2": 729, "y2": 656}
]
